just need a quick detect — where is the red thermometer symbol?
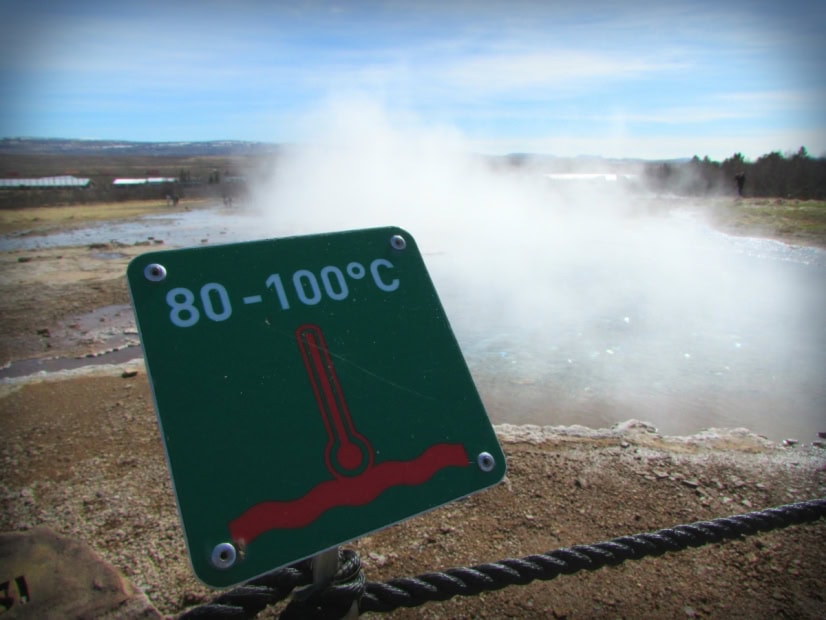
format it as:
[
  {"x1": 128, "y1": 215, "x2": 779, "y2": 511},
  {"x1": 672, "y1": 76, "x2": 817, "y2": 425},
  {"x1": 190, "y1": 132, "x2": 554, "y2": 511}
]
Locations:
[{"x1": 296, "y1": 324, "x2": 375, "y2": 478}]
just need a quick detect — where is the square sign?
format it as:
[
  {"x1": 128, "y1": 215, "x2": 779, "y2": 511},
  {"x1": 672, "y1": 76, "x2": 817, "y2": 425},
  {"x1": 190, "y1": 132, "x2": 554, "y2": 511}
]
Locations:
[{"x1": 127, "y1": 226, "x2": 506, "y2": 587}]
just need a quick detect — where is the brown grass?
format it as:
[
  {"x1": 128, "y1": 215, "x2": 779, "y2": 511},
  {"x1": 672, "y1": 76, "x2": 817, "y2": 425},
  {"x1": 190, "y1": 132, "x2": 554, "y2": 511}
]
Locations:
[
  {"x1": 0, "y1": 199, "x2": 209, "y2": 236},
  {"x1": 702, "y1": 198, "x2": 826, "y2": 249}
]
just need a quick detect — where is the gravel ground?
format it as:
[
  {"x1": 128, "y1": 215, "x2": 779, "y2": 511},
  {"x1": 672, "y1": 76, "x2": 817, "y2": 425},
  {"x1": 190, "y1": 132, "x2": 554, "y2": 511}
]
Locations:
[{"x1": 2, "y1": 368, "x2": 825, "y2": 618}]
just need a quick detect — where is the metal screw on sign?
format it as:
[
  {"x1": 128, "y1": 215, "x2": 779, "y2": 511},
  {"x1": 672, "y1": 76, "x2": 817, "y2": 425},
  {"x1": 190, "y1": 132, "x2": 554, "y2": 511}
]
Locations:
[
  {"x1": 144, "y1": 263, "x2": 167, "y2": 282},
  {"x1": 211, "y1": 542, "x2": 237, "y2": 569},
  {"x1": 477, "y1": 452, "x2": 496, "y2": 472},
  {"x1": 389, "y1": 235, "x2": 406, "y2": 250}
]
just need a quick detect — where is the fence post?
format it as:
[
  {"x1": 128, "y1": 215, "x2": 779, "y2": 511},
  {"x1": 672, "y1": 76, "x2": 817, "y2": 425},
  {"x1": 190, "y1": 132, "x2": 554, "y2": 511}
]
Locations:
[{"x1": 312, "y1": 547, "x2": 358, "y2": 619}]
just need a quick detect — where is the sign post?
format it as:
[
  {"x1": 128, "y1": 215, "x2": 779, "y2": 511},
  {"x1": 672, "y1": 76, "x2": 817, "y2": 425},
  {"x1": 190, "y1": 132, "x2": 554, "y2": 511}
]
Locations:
[{"x1": 128, "y1": 226, "x2": 505, "y2": 588}]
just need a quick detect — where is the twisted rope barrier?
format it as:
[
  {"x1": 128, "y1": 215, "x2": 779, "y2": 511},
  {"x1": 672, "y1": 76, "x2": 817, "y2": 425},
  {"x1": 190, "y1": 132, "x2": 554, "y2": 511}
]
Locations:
[{"x1": 179, "y1": 497, "x2": 826, "y2": 619}]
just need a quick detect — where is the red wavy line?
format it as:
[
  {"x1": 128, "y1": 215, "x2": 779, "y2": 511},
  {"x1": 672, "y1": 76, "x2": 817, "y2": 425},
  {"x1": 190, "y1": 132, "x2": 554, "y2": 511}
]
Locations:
[{"x1": 229, "y1": 443, "x2": 469, "y2": 545}]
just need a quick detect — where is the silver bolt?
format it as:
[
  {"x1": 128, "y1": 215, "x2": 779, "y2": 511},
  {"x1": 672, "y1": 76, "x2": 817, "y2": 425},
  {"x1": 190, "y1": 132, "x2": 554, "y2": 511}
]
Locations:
[
  {"x1": 477, "y1": 451, "x2": 496, "y2": 472},
  {"x1": 389, "y1": 234, "x2": 407, "y2": 250},
  {"x1": 211, "y1": 542, "x2": 237, "y2": 569},
  {"x1": 144, "y1": 263, "x2": 167, "y2": 282}
]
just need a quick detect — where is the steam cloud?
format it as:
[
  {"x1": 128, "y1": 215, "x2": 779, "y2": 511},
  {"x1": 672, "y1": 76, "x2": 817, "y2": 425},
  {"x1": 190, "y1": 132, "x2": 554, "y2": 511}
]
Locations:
[{"x1": 249, "y1": 97, "x2": 826, "y2": 440}]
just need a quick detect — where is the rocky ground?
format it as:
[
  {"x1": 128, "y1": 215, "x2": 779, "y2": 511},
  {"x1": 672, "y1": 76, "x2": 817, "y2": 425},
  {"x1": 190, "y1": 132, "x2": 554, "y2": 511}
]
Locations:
[
  {"x1": 1, "y1": 201, "x2": 825, "y2": 618},
  {"x1": 2, "y1": 371, "x2": 824, "y2": 618}
]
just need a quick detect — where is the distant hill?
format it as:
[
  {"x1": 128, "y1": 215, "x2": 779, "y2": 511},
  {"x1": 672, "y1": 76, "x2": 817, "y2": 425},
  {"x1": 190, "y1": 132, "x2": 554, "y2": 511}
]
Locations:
[
  {"x1": 1, "y1": 138, "x2": 696, "y2": 164},
  {"x1": 0, "y1": 138, "x2": 282, "y2": 157}
]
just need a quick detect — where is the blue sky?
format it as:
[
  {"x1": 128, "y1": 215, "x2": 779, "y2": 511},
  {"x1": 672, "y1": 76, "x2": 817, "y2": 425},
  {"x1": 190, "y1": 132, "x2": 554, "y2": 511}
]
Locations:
[{"x1": 2, "y1": 0, "x2": 824, "y2": 160}]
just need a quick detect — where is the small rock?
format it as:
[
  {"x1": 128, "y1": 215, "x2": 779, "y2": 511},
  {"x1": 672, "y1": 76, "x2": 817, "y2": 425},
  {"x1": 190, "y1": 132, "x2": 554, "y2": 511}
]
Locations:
[
  {"x1": 36, "y1": 328, "x2": 51, "y2": 337},
  {"x1": 818, "y1": 431, "x2": 826, "y2": 439},
  {"x1": 783, "y1": 438, "x2": 799, "y2": 446},
  {"x1": 574, "y1": 478, "x2": 588, "y2": 489},
  {"x1": 121, "y1": 370, "x2": 139, "y2": 379},
  {"x1": 181, "y1": 591, "x2": 206, "y2": 606},
  {"x1": 368, "y1": 552, "x2": 388, "y2": 567},
  {"x1": 741, "y1": 498, "x2": 753, "y2": 508},
  {"x1": 682, "y1": 478, "x2": 700, "y2": 488},
  {"x1": 812, "y1": 441, "x2": 825, "y2": 449}
]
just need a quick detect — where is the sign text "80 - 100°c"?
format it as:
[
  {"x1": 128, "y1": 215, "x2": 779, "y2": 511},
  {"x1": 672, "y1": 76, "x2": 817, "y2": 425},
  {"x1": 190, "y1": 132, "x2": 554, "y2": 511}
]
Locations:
[{"x1": 165, "y1": 259, "x2": 400, "y2": 328}]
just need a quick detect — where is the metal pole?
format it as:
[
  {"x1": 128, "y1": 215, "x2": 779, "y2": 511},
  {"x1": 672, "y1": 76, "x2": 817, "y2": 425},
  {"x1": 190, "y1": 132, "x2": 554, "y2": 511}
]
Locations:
[
  {"x1": 311, "y1": 546, "x2": 358, "y2": 619},
  {"x1": 311, "y1": 547, "x2": 340, "y2": 584}
]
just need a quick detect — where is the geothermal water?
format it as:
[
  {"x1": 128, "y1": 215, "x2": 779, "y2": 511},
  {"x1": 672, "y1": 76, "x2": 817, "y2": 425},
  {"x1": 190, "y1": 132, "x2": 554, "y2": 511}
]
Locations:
[
  {"x1": 3, "y1": 200, "x2": 824, "y2": 442},
  {"x1": 3, "y1": 104, "x2": 825, "y2": 442}
]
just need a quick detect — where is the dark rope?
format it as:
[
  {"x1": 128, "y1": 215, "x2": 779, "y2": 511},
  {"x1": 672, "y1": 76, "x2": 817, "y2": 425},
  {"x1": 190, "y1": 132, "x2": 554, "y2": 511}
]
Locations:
[
  {"x1": 178, "y1": 497, "x2": 826, "y2": 618},
  {"x1": 178, "y1": 560, "x2": 313, "y2": 619},
  {"x1": 358, "y1": 497, "x2": 826, "y2": 613},
  {"x1": 280, "y1": 549, "x2": 365, "y2": 619}
]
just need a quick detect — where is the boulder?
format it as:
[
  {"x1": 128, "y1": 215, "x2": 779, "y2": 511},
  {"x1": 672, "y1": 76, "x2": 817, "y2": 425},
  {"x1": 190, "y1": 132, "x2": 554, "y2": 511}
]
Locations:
[{"x1": 0, "y1": 526, "x2": 160, "y2": 618}]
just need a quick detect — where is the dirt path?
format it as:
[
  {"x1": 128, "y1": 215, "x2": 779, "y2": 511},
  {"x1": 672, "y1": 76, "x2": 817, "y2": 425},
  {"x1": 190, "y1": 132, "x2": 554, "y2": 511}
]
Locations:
[
  {"x1": 0, "y1": 198, "x2": 205, "y2": 365},
  {"x1": 0, "y1": 244, "x2": 143, "y2": 365}
]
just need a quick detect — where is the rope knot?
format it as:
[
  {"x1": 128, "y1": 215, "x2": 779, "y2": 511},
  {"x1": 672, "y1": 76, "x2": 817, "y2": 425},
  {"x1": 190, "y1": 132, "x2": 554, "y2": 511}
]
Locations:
[{"x1": 281, "y1": 549, "x2": 365, "y2": 619}]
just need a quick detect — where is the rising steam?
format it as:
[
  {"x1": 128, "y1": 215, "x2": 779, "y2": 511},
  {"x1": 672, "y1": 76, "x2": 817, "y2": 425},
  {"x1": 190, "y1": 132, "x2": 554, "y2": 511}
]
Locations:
[{"x1": 248, "y1": 97, "x2": 825, "y2": 441}]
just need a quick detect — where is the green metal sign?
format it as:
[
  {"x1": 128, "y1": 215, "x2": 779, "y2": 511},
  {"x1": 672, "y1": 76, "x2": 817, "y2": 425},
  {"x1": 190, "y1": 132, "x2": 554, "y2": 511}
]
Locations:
[{"x1": 127, "y1": 226, "x2": 505, "y2": 588}]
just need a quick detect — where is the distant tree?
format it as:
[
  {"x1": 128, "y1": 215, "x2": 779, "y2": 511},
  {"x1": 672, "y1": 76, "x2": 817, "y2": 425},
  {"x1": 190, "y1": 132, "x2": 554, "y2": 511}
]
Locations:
[
  {"x1": 720, "y1": 152, "x2": 750, "y2": 196},
  {"x1": 788, "y1": 146, "x2": 823, "y2": 199},
  {"x1": 752, "y1": 151, "x2": 786, "y2": 196}
]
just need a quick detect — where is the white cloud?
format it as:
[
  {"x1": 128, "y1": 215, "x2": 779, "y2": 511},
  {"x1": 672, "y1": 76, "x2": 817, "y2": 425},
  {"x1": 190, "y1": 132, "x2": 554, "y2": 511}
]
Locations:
[
  {"x1": 2, "y1": 0, "x2": 823, "y2": 157},
  {"x1": 437, "y1": 50, "x2": 683, "y2": 95}
]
